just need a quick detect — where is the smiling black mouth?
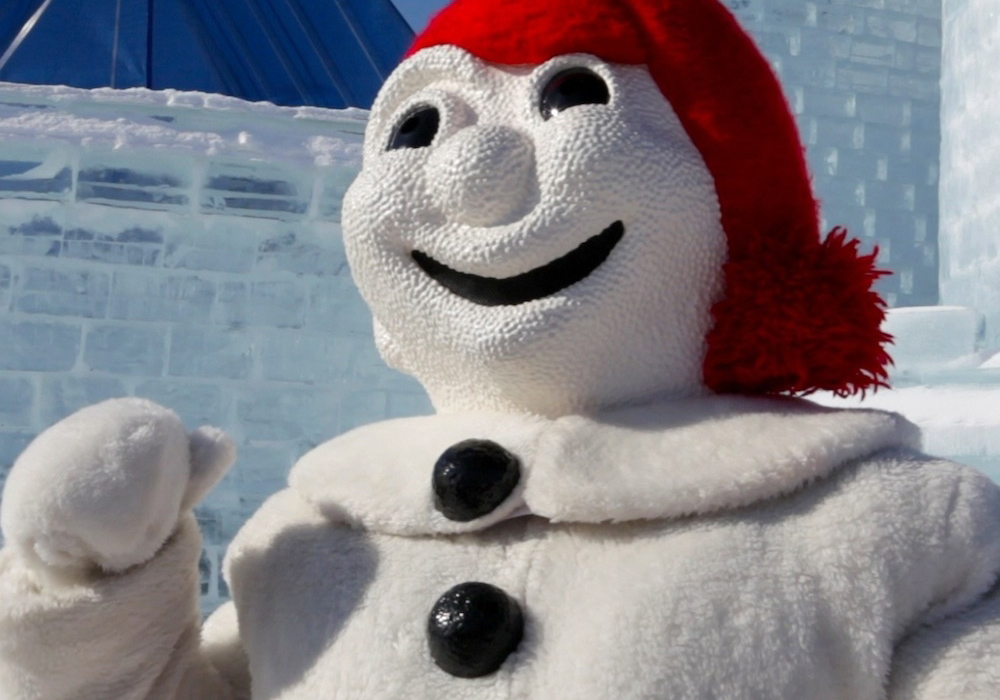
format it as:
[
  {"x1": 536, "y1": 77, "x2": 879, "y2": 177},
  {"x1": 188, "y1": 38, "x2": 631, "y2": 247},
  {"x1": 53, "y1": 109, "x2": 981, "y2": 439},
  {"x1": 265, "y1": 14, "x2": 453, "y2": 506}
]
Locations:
[{"x1": 411, "y1": 221, "x2": 625, "y2": 307}]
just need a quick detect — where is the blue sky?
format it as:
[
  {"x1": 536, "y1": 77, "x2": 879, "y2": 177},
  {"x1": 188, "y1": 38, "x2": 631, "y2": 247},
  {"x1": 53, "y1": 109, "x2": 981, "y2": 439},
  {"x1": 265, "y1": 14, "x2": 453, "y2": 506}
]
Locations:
[{"x1": 392, "y1": 0, "x2": 450, "y2": 31}]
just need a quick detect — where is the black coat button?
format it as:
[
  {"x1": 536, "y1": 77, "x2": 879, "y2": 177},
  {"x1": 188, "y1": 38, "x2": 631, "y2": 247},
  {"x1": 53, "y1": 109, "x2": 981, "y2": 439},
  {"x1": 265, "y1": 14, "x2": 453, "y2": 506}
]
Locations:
[
  {"x1": 432, "y1": 439, "x2": 520, "y2": 522},
  {"x1": 427, "y1": 581, "x2": 524, "y2": 678}
]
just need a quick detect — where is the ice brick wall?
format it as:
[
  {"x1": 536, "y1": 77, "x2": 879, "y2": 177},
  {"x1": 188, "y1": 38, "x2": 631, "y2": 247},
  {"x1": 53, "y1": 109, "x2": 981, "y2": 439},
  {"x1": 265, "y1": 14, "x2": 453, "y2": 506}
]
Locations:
[
  {"x1": 940, "y1": 0, "x2": 1000, "y2": 346},
  {"x1": 0, "y1": 85, "x2": 431, "y2": 611},
  {"x1": 728, "y1": 0, "x2": 942, "y2": 306}
]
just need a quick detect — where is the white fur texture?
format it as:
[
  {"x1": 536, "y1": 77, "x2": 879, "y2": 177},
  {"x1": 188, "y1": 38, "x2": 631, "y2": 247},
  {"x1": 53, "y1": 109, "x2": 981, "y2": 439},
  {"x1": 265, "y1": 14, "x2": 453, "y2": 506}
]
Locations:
[
  {"x1": 0, "y1": 515, "x2": 234, "y2": 700},
  {"x1": 0, "y1": 398, "x2": 235, "y2": 572},
  {"x1": 290, "y1": 396, "x2": 921, "y2": 534},
  {"x1": 203, "y1": 602, "x2": 252, "y2": 700},
  {"x1": 226, "y1": 398, "x2": 1000, "y2": 700},
  {"x1": 343, "y1": 46, "x2": 727, "y2": 416},
  {"x1": 2, "y1": 398, "x2": 997, "y2": 700},
  {"x1": 0, "y1": 399, "x2": 238, "y2": 700},
  {"x1": 890, "y1": 584, "x2": 1000, "y2": 698}
]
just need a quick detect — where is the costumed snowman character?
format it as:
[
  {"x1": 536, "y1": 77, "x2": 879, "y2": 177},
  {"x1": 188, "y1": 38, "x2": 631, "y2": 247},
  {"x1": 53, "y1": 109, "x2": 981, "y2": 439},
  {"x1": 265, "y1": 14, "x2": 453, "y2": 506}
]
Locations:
[{"x1": 2, "y1": 0, "x2": 1000, "y2": 698}]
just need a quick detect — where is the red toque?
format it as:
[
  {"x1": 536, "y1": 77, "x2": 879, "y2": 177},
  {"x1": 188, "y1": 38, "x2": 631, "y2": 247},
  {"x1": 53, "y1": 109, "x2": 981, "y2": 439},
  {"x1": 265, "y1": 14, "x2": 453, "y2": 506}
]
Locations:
[{"x1": 409, "y1": 0, "x2": 891, "y2": 397}]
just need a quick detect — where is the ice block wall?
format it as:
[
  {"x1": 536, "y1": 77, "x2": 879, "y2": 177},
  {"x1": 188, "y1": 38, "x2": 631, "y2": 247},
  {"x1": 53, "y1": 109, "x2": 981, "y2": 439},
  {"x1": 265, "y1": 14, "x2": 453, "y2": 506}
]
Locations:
[
  {"x1": 940, "y1": 0, "x2": 1000, "y2": 346},
  {"x1": 0, "y1": 85, "x2": 431, "y2": 609},
  {"x1": 729, "y1": 0, "x2": 942, "y2": 306}
]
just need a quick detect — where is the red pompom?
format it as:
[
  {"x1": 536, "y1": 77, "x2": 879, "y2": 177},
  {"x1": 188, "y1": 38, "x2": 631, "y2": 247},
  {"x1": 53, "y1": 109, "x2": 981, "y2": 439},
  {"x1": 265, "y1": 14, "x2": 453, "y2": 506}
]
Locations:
[{"x1": 704, "y1": 228, "x2": 892, "y2": 397}]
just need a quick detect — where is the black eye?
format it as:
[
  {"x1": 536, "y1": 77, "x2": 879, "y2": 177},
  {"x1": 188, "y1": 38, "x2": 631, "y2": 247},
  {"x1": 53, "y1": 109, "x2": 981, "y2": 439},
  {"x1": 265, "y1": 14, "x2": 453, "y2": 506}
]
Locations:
[
  {"x1": 388, "y1": 105, "x2": 440, "y2": 150},
  {"x1": 539, "y1": 68, "x2": 610, "y2": 120}
]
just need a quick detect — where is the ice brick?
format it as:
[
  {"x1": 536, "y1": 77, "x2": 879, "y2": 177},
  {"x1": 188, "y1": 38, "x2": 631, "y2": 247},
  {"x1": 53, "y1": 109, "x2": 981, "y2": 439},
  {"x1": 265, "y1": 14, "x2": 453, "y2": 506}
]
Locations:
[
  {"x1": 38, "y1": 374, "x2": 128, "y2": 425},
  {"x1": 235, "y1": 386, "x2": 339, "y2": 444},
  {"x1": 109, "y1": 271, "x2": 216, "y2": 324},
  {"x1": 885, "y1": 306, "x2": 983, "y2": 368},
  {"x1": 259, "y1": 332, "x2": 357, "y2": 384},
  {"x1": 0, "y1": 214, "x2": 63, "y2": 257},
  {"x1": 76, "y1": 151, "x2": 193, "y2": 211},
  {"x1": 338, "y1": 391, "x2": 389, "y2": 432},
  {"x1": 315, "y1": 168, "x2": 360, "y2": 221},
  {"x1": 850, "y1": 39, "x2": 897, "y2": 68},
  {"x1": 837, "y1": 65, "x2": 890, "y2": 93},
  {"x1": 213, "y1": 281, "x2": 250, "y2": 328},
  {"x1": 232, "y1": 443, "x2": 296, "y2": 499},
  {"x1": 0, "y1": 263, "x2": 10, "y2": 311},
  {"x1": 387, "y1": 390, "x2": 433, "y2": 419},
  {"x1": 246, "y1": 281, "x2": 307, "y2": 328},
  {"x1": 200, "y1": 161, "x2": 311, "y2": 220},
  {"x1": 83, "y1": 323, "x2": 166, "y2": 376},
  {"x1": 163, "y1": 220, "x2": 257, "y2": 274},
  {"x1": 0, "y1": 143, "x2": 73, "y2": 202},
  {"x1": 867, "y1": 14, "x2": 918, "y2": 42},
  {"x1": 306, "y1": 276, "x2": 372, "y2": 336},
  {"x1": 168, "y1": 327, "x2": 255, "y2": 380},
  {"x1": 813, "y1": 4, "x2": 864, "y2": 34},
  {"x1": 135, "y1": 379, "x2": 230, "y2": 428},
  {"x1": 210, "y1": 279, "x2": 306, "y2": 330},
  {"x1": 0, "y1": 320, "x2": 80, "y2": 371},
  {"x1": 0, "y1": 376, "x2": 35, "y2": 427},
  {"x1": 256, "y1": 230, "x2": 347, "y2": 277},
  {"x1": 856, "y1": 94, "x2": 911, "y2": 127},
  {"x1": 0, "y1": 430, "x2": 34, "y2": 474},
  {"x1": 801, "y1": 87, "x2": 856, "y2": 118},
  {"x1": 62, "y1": 227, "x2": 164, "y2": 267},
  {"x1": 15, "y1": 265, "x2": 110, "y2": 318}
]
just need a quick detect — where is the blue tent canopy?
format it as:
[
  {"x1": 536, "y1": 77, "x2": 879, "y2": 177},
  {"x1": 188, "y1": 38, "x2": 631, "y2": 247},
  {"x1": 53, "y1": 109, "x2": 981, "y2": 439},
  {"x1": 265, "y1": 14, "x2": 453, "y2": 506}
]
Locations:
[{"x1": 0, "y1": 0, "x2": 414, "y2": 108}]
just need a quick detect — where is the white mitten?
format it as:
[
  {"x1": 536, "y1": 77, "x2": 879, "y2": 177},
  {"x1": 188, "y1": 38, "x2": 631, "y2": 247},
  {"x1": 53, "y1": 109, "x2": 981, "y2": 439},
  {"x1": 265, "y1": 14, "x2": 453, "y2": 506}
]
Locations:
[{"x1": 0, "y1": 397, "x2": 235, "y2": 573}]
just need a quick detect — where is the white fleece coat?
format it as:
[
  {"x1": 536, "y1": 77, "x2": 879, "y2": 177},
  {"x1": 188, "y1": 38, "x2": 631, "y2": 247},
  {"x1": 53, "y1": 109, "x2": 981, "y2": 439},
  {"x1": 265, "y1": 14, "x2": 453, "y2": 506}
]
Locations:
[{"x1": 2, "y1": 396, "x2": 999, "y2": 700}]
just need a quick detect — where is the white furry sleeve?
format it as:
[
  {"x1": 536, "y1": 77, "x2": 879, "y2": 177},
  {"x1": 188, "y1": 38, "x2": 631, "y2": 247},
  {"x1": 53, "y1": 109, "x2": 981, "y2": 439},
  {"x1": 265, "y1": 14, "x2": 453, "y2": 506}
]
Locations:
[
  {"x1": 889, "y1": 585, "x2": 1000, "y2": 699},
  {"x1": 0, "y1": 515, "x2": 236, "y2": 700},
  {"x1": 884, "y1": 454, "x2": 1000, "y2": 699}
]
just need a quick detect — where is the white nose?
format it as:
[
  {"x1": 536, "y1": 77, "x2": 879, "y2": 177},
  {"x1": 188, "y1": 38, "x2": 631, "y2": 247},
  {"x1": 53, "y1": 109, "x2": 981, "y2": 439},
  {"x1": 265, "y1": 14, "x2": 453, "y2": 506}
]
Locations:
[{"x1": 426, "y1": 125, "x2": 537, "y2": 228}]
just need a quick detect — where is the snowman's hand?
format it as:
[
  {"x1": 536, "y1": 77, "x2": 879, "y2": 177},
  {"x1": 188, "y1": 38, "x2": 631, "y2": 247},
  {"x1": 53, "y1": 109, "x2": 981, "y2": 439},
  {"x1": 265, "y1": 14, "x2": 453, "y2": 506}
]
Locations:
[
  {"x1": 0, "y1": 397, "x2": 235, "y2": 573},
  {"x1": 0, "y1": 398, "x2": 238, "y2": 700}
]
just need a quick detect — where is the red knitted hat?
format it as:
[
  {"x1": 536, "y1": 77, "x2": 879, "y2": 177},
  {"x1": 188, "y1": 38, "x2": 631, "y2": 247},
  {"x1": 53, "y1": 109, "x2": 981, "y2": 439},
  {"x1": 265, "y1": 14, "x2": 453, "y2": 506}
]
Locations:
[{"x1": 409, "y1": 0, "x2": 891, "y2": 397}]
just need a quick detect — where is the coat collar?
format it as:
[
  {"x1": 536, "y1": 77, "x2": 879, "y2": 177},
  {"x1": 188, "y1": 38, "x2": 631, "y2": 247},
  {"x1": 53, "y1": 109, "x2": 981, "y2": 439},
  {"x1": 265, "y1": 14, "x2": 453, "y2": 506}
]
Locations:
[{"x1": 289, "y1": 395, "x2": 921, "y2": 536}]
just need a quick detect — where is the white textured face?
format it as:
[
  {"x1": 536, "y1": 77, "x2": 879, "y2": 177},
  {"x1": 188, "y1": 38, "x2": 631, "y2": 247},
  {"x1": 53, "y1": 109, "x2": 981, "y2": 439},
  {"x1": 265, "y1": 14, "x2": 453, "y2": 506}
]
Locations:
[{"x1": 343, "y1": 46, "x2": 727, "y2": 416}]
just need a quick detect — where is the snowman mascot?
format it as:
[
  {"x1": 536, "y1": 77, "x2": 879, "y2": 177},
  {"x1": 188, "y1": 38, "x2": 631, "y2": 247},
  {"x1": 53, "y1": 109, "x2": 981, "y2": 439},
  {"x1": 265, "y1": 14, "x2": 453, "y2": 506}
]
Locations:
[{"x1": 2, "y1": 0, "x2": 1000, "y2": 698}]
